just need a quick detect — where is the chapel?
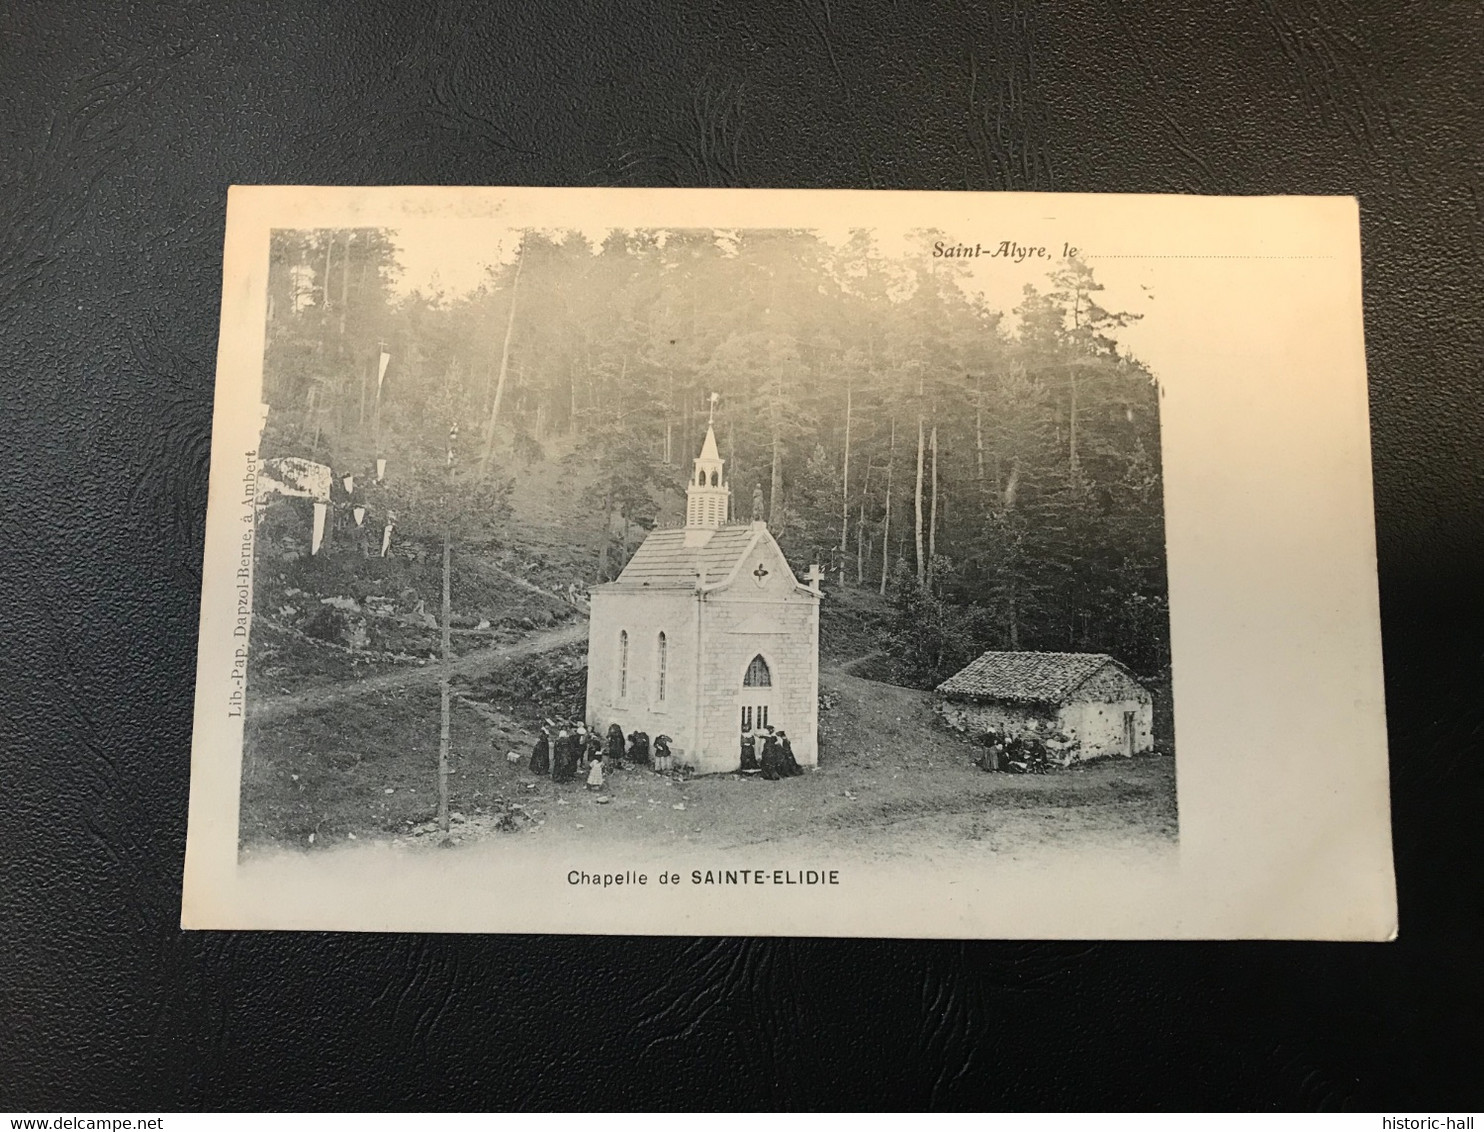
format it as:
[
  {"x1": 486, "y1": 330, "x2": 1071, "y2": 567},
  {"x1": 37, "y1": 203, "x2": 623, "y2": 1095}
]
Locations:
[{"x1": 584, "y1": 424, "x2": 821, "y2": 775}]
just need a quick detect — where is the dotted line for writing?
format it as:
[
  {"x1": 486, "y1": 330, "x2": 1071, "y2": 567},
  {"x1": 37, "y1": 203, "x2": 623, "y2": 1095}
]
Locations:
[{"x1": 1084, "y1": 254, "x2": 1335, "y2": 259}]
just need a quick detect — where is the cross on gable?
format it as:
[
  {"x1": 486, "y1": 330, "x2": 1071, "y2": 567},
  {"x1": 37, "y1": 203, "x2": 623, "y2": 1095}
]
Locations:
[
  {"x1": 752, "y1": 563, "x2": 770, "y2": 582},
  {"x1": 805, "y1": 564, "x2": 824, "y2": 587}
]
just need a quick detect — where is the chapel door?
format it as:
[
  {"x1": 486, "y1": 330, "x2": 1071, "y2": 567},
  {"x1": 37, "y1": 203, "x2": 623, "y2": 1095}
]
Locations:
[
  {"x1": 1122, "y1": 711, "x2": 1136, "y2": 758},
  {"x1": 741, "y1": 654, "x2": 773, "y2": 734}
]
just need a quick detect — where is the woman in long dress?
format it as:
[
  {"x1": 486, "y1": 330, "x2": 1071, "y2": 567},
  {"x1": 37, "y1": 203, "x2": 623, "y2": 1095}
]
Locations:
[
  {"x1": 552, "y1": 729, "x2": 577, "y2": 782},
  {"x1": 760, "y1": 729, "x2": 784, "y2": 780},
  {"x1": 778, "y1": 730, "x2": 804, "y2": 776},
  {"x1": 529, "y1": 726, "x2": 551, "y2": 775},
  {"x1": 739, "y1": 728, "x2": 759, "y2": 772},
  {"x1": 606, "y1": 723, "x2": 626, "y2": 766}
]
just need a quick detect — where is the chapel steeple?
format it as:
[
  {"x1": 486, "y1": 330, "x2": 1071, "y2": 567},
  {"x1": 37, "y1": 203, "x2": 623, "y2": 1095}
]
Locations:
[{"x1": 685, "y1": 422, "x2": 730, "y2": 529}]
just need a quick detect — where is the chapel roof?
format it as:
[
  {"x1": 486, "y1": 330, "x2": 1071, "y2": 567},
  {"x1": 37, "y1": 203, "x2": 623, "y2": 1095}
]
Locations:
[
  {"x1": 604, "y1": 524, "x2": 763, "y2": 590},
  {"x1": 935, "y1": 651, "x2": 1138, "y2": 704}
]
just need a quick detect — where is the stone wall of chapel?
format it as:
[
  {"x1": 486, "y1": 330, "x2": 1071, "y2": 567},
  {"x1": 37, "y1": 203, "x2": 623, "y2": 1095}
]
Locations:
[
  {"x1": 585, "y1": 589, "x2": 698, "y2": 757},
  {"x1": 727, "y1": 534, "x2": 802, "y2": 598},
  {"x1": 692, "y1": 592, "x2": 818, "y2": 774}
]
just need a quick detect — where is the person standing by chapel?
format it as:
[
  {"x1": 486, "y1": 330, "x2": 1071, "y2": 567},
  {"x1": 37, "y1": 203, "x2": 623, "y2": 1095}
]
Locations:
[
  {"x1": 653, "y1": 734, "x2": 673, "y2": 774},
  {"x1": 552, "y1": 727, "x2": 577, "y2": 783},
  {"x1": 627, "y1": 729, "x2": 650, "y2": 766},
  {"x1": 778, "y1": 729, "x2": 804, "y2": 777},
  {"x1": 586, "y1": 749, "x2": 605, "y2": 792},
  {"x1": 740, "y1": 725, "x2": 759, "y2": 772},
  {"x1": 530, "y1": 724, "x2": 551, "y2": 776},
  {"x1": 760, "y1": 727, "x2": 784, "y2": 780}
]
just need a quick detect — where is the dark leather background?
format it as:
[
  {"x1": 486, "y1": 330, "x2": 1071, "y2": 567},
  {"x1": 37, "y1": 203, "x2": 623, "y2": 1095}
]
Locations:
[{"x1": 2, "y1": 0, "x2": 1480, "y2": 1111}]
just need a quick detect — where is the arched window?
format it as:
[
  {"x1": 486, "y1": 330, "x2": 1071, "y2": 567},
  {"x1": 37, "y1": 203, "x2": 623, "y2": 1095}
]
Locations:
[
  {"x1": 697, "y1": 469, "x2": 705, "y2": 486},
  {"x1": 618, "y1": 630, "x2": 629, "y2": 698},
  {"x1": 744, "y1": 654, "x2": 771, "y2": 687},
  {"x1": 709, "y1": 470, "x2": 718, "y2": 486},
  {"x1": 657, "y1": 632, "x2": 667, "y2": 701}
]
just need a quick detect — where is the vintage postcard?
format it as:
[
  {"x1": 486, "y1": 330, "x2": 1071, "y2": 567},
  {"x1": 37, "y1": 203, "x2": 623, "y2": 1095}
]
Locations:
[{"x1": 182, "y1": 187, "x2": 1394, "y2": 938}]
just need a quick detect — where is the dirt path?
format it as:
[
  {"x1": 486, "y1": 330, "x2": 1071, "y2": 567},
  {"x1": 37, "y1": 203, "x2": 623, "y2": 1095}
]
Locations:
[
  {"x1": 248, "y1": 619, "x2": 588, "y2": 724},
  {"x1": 827, "y1": 649, "x2": 886, "y2": 676},
  {"x1": 484, "y1": 560, "x2": 589, "y2": 612}
]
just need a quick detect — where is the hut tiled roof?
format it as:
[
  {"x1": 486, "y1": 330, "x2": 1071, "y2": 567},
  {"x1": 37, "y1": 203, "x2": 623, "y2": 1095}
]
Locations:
[
  {"x1": 935, "y1": 651, "x2": 1125, "y2": 704},
  {"x1": 607, "y1": 525, "x2": 759, "y2": 589}
]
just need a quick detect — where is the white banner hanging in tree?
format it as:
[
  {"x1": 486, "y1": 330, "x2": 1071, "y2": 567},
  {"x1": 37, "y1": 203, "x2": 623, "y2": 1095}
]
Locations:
[
  {"x1": 311, "y1": 502, "x2": 328, "y2": 555},
  {"x1": 377, "y1": 351, "x2": 390, "y2": 393},
  {"x1": 257, "y1": 457, "x2": 331, "y2": 506},
  {"x1": 380, "y1": 522, "x2": 393, "y2": 557},
  {"x1": 353, "y1": 506, "x2": 366, "y2": 526},
  {"x1": 375, "y1": 458, "x2": 386, "y2": 482}
]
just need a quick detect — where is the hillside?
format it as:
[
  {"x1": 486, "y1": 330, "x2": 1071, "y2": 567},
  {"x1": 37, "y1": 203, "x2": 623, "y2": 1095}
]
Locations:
[
  {"x1": 241, "y1": 659, "x2": 1176, "y2": 859},
  {"x1": 250, "y1": 428, "x2": 905, "y2": 696}
]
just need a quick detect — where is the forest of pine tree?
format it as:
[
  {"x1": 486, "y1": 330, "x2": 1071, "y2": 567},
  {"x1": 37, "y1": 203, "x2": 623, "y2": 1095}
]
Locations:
[{"x1": 259, "y1": 226, "x2": 1171, "y2": 691}]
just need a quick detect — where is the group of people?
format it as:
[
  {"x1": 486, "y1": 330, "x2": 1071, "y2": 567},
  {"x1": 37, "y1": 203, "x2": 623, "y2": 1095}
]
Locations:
[
  {"x1": 740, "y1": 725, "x2": 805, "y2": 781},
  {"x1": 974, "y1": 721, "x2": 1078, "y2": 774},
  {"x1": 526, "y1": 721, "x2": 675, "y2": 791}
]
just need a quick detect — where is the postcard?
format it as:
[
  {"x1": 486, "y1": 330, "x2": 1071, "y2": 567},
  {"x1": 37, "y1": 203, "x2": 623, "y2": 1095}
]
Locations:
[{"x1": 182, "y1": 186, "x2": 1394, "y2": 938}]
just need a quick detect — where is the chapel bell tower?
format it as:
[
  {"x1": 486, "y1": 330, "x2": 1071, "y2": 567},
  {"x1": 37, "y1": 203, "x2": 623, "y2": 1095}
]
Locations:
[{"x1": 686, "y1": 423, "x2": 731, "y2": 530}]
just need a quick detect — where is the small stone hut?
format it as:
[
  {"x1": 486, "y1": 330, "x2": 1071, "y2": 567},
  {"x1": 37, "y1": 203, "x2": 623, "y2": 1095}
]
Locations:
[{"x1": 934, "y1": 651, "x2": 1154, "y2": 759}]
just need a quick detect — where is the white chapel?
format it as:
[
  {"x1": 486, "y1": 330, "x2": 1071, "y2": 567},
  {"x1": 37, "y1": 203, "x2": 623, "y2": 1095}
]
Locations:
[{"x1": 584, "y1": 424, "x2": 821, "y2": 775}]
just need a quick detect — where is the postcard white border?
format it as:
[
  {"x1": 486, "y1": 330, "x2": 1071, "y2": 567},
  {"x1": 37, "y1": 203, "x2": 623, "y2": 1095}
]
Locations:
[{"x1": 182, "y1": 187, "x2": 1395, "y2": 939}]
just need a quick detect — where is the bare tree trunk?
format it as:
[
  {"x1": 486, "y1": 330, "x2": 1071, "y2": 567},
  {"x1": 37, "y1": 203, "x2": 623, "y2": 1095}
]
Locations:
[
  {"x1": 880, "y1": 418, "x2": 895, "y2": 596},
  {"x1": 438, "y1": 516, "x2": 452, "y2": 844},
  {"x1": 321, "y1": 236, "x2": 333, "y2": 315},
  {"x1": 975, "y1": 371, "x2": 985, "y2": 481},
  {"x1": 856, "y1": 499, "x2": 866, "y2": 585},
  {"x1": 338, "y1": 231, "x2": 352, "y2": 338},
  {"x1": 928, "y1": 423, "x2": 939, "y2": 566},
  {"x1": 1069, "y1": 364, "x2": 1079, "y2": 475},
  {"x1": 913, "y1": 408, "x2": 926, "y2": 584},
  {"x1": 598, "y1": 486, "x2": 614, "y2": 577},
  {"x1": 839, "y1": 381, "x2": 851, "y2": 586},
  {"x1": 767, "y1": 371, "x2": 783, "y2": 527},
  {"x1": 480, "y1": 240, "x2": 525, "y2": 475},
  {"x1": 664, "y1": 367, "x2": 674, "y2": 464},
  {"x1": 769, "y1": 429, "x2": 782, "y2": 527},
  {"x1": 309, "y1": 387, "x2": 322, "y2": 456}
]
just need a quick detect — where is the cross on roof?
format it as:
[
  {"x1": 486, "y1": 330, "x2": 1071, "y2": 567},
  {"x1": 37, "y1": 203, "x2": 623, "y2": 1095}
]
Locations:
[
  {"x1": 805, "y1": 564, "x2": 823, "y2": 587},
  {"x1": 753, "y1": 563, "x2": 769, "y2": 582}
]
